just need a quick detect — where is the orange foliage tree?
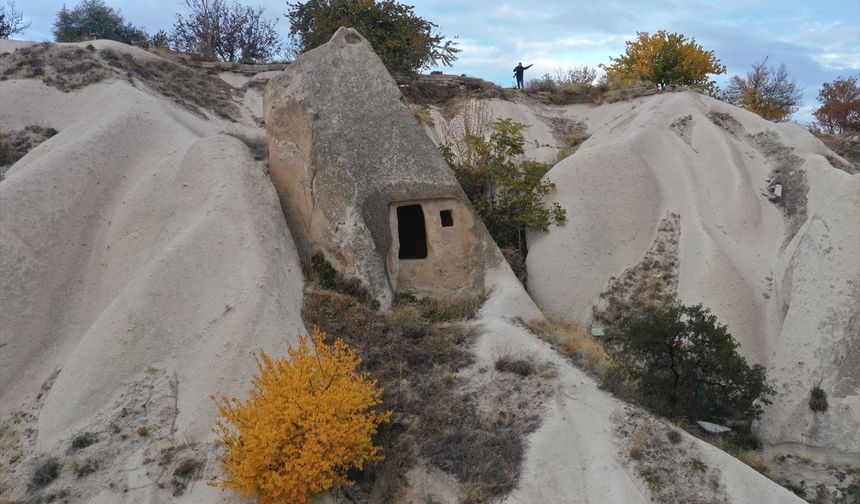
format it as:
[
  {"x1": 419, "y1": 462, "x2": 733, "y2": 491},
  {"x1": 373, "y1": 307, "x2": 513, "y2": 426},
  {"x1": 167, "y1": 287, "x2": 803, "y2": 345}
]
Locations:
[
  {"x1": 814, "y1": 76, "x2": 860, "y2": 134},
  {"x1": 211, "y1": 326, "x2": 390, "y2": 504},
  {"x1": 601, "y1": 30, "x2": 726, "y2": 93}
]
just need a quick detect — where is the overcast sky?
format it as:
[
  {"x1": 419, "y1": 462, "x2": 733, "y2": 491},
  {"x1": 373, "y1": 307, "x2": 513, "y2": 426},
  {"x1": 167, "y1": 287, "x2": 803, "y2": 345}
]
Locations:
[{"x1": 15, "y1": 0, "x2": 860, "y2": 123}]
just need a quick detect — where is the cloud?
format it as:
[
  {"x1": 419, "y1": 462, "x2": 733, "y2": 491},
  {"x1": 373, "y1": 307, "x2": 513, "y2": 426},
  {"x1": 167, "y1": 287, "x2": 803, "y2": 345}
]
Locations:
[{"x1": 12, "y1": 0, "x2": 859, "y2": 122}]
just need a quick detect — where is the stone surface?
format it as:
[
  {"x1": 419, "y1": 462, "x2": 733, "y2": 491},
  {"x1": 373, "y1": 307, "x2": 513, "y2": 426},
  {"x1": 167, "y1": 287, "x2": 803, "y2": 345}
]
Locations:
[
  {"x1": 264, "y1": 27, "x2": 489, "y2": 305},
  {"x1": 523, "y1": 91, "x2": 860, "y2": 460}
]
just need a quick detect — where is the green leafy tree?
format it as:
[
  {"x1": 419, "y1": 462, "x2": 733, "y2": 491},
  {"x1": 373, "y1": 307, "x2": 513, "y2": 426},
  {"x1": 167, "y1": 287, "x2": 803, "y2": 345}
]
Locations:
[
  {"x1": 601, "y1": 30, "x2": 726, "y2": 92},
  {"x1": 723, "y1": 57, "x2": 802, "y2": 122},
  {"x1": 618, "y1": 304, "x2": 774, "y2": 423},
  {"x1": 443, "y1": 118, "x2": 566, "y2": 258},
  {"x1": 148, "y1": 29, "x2": 170, "y2": 48},
  {"x1": 53, "y1": 0, "x2": 148, "y2": 44},
  {"x1": 285, "y1": 0, "x2": 459, "y2": 73},
  {"x1": 814, "y1": 76, "x2": 860, "y2": 134}
]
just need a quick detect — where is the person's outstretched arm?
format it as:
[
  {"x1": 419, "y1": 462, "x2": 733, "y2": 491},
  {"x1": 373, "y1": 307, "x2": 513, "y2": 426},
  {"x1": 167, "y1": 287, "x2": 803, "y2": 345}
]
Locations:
[{"x1": 525, "y1": 64, "x2": 533, "y2": 69}]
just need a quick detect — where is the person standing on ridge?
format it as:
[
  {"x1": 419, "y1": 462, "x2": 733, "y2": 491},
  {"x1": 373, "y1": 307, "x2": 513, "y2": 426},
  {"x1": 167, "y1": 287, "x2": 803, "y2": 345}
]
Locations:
[{"x1": 513, "y1": 62, "x2": 533, "y2": 89}]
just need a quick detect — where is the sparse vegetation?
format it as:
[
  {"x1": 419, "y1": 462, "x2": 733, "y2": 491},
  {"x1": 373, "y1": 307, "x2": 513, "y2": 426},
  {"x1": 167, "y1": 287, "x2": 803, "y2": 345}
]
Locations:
[
  {"x1": 641, "y1": 469, "x2": 660, "y2": 492},
  {"x1": 412, "y1": 293, "x2": 486, "y2": 322},
  {"x1": 70, "y1": 458, "x2": 99, "y2": 478},
  {"x1": 137, "y1": 425, "x2": 149, "y2": 437},
  {"x1": 307, "y1": 252, "x2": 378, "y2": 308},
  {"x1": 494, "y1": 354, "x2": 535, "y2": 377},
  {"x1": 0, "y1": 125, "x2": 59, "y2": 177},
  {"x1": 69, "y1": 432, "x2": 98, "y2": 451},
  {"x1": 601, "y1": 30, "x2": 726, "y2": 93},
  {"x1": 303, "y1": 282, "x2": 534, "y2": 503},
  {"x1": 520, "y1": 317, "x2": 615, "y2": 379},
  {"x1": 0, "y1": 43, "x2": 239, "y2": 119},
  {"x1": 29, "y1": 458, "x2": 61, "y2": 489},
  {"x1": 809, "y1": 384, "x2": 828, "y2": 412},
  {"x1": 410, "y1": 103, "x2": 434, "y2": 127},
  {"x1": 172, "y1": 458, "x2": 203, "y2": 496},
  {"x1": 525, "y1": 66, "x2": 605, "y2": 104}
]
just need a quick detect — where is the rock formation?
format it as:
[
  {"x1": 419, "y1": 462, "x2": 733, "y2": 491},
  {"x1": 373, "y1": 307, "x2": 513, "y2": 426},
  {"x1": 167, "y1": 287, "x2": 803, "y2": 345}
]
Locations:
[
  {"x1": 264, "y1": 27, "x2": 490, "y2": 305},
  {"x1": 523, "y1": 91, "x2": 860, "y2": 464}
]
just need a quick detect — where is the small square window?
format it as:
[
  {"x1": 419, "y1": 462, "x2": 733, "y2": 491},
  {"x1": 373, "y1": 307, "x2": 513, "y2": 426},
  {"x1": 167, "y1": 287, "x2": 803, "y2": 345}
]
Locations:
[{"x1": 440, "y1": 210, "x2": 454, "y2": 227}]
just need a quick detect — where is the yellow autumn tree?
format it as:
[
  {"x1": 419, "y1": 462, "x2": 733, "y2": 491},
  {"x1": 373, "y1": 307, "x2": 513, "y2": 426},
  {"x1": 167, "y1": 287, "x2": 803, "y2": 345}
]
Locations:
[
  {"x1": 211, "y1": 326, "x2": 391, "y2": 504},
  {"x1": 601, "y1": 30, "x2": 726, "y2": 93}
]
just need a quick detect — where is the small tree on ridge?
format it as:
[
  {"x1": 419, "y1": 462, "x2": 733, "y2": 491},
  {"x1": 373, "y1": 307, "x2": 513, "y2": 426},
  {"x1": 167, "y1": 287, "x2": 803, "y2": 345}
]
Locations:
[
  {"x1": 601, "y1": 30, "x2": 726, "y2": 92},
  {"x1": 285, "y1": 0, "x2": 460, "y2": 73},
  {"x1": 53, "y1": 0, "x2": 147, "y2": 44},
  {"x1": 814, "y1": 75, "x2": 860, "y2": 134},
  {"x1": 0, "y1": 0, "x2": 29, "y2": 39},
  {"x1": 723, "y1": 57, "x2": 802, "y2": 122}
]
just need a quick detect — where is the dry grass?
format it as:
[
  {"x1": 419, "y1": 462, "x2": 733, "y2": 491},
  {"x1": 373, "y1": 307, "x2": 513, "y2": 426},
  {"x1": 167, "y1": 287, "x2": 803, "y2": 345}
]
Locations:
[
  {"x1": 303, "y1": 288, "x2": 525, "y2": 503},
  {"x1": 0, "y1": 44, "x2": 239, "y2": 120},
  {"x1": 494, "y1": 354, "x2": 535, "y2": 377},
  {"x1": 629, "y1": 428, "x2": 646, "y2": 460},
  {"x1": 0, "y1": 125, "x2": 59, "y2": 178},
  {"x1": 411, "y1": 293, "x2": 486, "y2": 323},
  {"x1": 520, "y1": 316, "x2": 615, "y2": 378},
  {"x1": 410, "y1": 104, "x2": 435, "y2": 127}
]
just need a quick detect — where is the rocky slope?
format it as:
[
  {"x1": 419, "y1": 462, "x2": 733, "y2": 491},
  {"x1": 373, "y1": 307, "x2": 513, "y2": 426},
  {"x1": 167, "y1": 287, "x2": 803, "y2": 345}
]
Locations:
[{"x1": 0, "y1": 37, "x2": 816, "y2": 504}]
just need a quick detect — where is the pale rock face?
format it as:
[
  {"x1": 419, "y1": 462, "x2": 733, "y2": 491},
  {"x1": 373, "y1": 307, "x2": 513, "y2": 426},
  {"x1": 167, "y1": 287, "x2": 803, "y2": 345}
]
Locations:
[
  {"x1": 523, "y1": 91, "x2": 860, "y2": 460},
  {"x1": 264, "y1": 28, "x2": 489, "y2": 305},
  {"x1": 0, "y1": 42, "x2": 305, "y2": 503}
]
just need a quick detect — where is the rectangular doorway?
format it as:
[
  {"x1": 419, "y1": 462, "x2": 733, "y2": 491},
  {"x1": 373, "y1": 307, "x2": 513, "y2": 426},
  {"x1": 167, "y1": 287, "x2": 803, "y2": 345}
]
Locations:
[{"x1": 397, "y1": 204, "x2": 427, "y2": 259}]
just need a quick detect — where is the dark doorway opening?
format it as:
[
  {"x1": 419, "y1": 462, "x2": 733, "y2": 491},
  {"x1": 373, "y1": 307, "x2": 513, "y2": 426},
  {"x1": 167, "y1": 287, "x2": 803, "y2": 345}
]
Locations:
[
  {"x1": 440, "y1": 210, "x2": 454, "y2": 227},
  {"x1": 397, "y1": 204, "x2": 428, "y2": 259}
]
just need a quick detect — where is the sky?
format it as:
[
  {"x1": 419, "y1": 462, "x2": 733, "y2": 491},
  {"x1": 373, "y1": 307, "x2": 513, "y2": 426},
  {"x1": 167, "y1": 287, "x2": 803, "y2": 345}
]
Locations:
[{"x1": 14, "y1": 0, "x2": 860, "y2": 123}]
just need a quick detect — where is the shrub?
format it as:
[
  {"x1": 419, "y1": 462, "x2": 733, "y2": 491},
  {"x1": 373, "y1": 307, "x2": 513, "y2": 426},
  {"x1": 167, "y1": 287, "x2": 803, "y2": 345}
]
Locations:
[
  {"x1": 212, "y1": 327, "x2": 391, "y2": 504},
  {"x1": 494, "y1": 354, "x2": 534, "y2": 377},
  {"x1": 809, "y1": 384, "x2": 828, "y2": 412},
  {"x1": 69, "y1": 432, "x2": 98, "y2": 451},
  {"x1": 443, "y1": 118, "x2": 566, "y2": 259},
  {"x1": 617, "y1": 304, "x2": 774, "y2": 423},
  {"x1": 30, "y1": 458, "x2": 61, "y2": 489},
  {"x1": 525, "y1": 73, "x2": 556, "y2": 93}
]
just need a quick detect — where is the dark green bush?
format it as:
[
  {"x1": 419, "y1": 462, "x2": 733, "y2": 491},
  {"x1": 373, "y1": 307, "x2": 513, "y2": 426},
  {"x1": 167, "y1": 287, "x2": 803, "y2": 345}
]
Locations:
[
  {"x1": 617, "y1": 303, "x2": 774, "y2": 423},
  {"x1": 30, "y1": 458, "x2": 61, "y2": 489},
  {"x1": 809, "y1": 385, "x2": 828, "y2": 412}
]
